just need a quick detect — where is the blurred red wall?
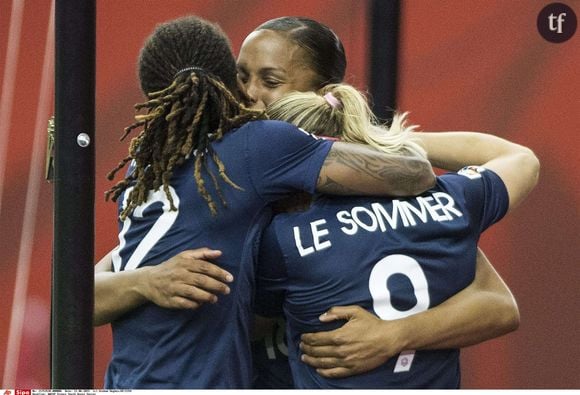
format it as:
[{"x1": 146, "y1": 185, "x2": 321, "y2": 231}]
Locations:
[
  {"x1": 399, "y1": 1, "x2": 580, "y2": 388},
  {"x1": 0, "y1": 0, "x2": 577, "y2": 389}
]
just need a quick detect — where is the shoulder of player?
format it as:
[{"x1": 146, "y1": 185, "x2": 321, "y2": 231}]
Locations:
[
  {"x1": 438, "y1": 166, "x2": 503, "y2": 188},
  {"x1": 426, "y1": 173, "x2": 475, "y2": 201},
  {"x1": 238, "y1": 119, "x2": 319, "y2": 139},
  {"x1": 269, "y1": 210, "x2": 303, "y2": 228},
  {"x1": 270, "y1": 196, "x2": 348, "y2": 231},
  {"x1": 435, "y1": 167, "x2": 505, "y2": 210}
]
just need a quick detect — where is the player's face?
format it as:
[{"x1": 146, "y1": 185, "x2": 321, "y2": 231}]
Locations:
[{"x1": 237, "y1": 30, "x2": 319, "y2": 110}]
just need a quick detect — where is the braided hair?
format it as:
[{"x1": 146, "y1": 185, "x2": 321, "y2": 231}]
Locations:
[{"x1": 105, "y1": 16, "x2": 264, "y2": 219}]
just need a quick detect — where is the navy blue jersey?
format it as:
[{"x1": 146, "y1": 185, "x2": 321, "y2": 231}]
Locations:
[
  {"x1": 251, "y1": 316, "x2": 294, "y2": 389},
  {"x1": 256, "y1": 167, "x2": 509, "y2": 389},
  {"x1": 104, "y1": 120, "x2": 333, "y2": 389}
]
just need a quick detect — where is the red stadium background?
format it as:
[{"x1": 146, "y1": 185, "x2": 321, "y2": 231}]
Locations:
[{"x1": 0, "y1": 0, "x2": 578, "y2": 389}]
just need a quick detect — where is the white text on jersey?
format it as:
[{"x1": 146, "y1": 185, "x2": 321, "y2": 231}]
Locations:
[{"x1": 293, "y1": 192, "x2": 463, "y2": 257}]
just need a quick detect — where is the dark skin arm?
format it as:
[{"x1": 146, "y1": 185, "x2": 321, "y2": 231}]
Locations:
[
  {"x1": 94, "y1": 248, "x2": 233, "y2": 326},
  {"x1": 300, "y1": 249, "x2": 520, "y2": 378}
]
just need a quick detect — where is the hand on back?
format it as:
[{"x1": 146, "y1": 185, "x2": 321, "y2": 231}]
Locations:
[
  {"x1": 141, "y1": 248, "x2": 233, "y2": 310},
  {"x1": 300, "y1": 306, "x2": 404, "y2": 378}
]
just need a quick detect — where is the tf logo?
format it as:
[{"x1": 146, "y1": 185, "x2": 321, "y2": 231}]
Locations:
[{"x1": 537, "y1": 3, "x2": 577, "y2": 43}]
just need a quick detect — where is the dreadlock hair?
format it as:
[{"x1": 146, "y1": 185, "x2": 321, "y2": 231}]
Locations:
[
  {"x1": 266, "y1": 83, "x2": 426, "y2": 159},
  {"x1": 105, "y1": 15, "x2": 264, "y2": 219}
]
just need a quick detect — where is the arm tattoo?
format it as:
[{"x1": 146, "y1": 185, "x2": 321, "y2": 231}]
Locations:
[
  {"x1": 317, "y1": 143, "x2": 433, "y2": 196},
  {"x1": 316, "y1": 174, "x2": 360, "y2": 194}
]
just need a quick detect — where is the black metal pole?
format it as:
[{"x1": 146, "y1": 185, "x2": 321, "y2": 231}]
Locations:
[
  {"x1": 368, "y1": 0, "x2": 400, "y2": 122},
  {"x1": 52, "y1": 0, "x2": 95, "y2": 388}
]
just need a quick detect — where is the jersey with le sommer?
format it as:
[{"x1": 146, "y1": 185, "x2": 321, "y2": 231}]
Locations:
[
  {"x1": 104, "y1": 120, "x2": 333, "y2": 389},
  {"x1": 256, "y1": 167, "x2": 509, "y2": 389}
]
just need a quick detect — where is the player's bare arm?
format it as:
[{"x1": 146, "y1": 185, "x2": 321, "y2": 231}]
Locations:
[
  {"x1": 415, "y1": 131, "x2": 540, "y2": 211},
  {"x1": 317, "y1": 141, "x2": 436, "y2": 197},
  {"x1": 94, "y1": 248, "x2": 233, "y2": 326},
  {"x1": 397, "y1": 248, "x2": 520, "y2": 350}
]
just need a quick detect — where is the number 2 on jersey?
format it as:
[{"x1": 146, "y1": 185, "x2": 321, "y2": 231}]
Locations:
[{"x1": 112, "y1": 186, "x2": 180, "y2": 272}]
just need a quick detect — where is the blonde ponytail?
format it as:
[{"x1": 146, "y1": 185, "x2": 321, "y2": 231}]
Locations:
[{"x1": 266, "y1": 83, "x2": 426, "y2": 159}]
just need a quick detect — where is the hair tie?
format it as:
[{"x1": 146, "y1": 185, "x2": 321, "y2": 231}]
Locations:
[
  {"x1": 323, "y1": 92, "x2": 342, "y2": 109},
  {"x1": 174, "y1": 66, "x2": 206, "y2": 79}
]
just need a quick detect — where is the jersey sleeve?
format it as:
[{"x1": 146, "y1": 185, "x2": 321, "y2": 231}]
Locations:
[
  {"x1": 245, "y1": 121, "x2": 334, "y2": 202},
  {"x1": 254, "y1": 220, "x2": 288, "y2": 317},
  {"x1": 449, "y1": 166, "x2": 509, "y2": 233}
]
